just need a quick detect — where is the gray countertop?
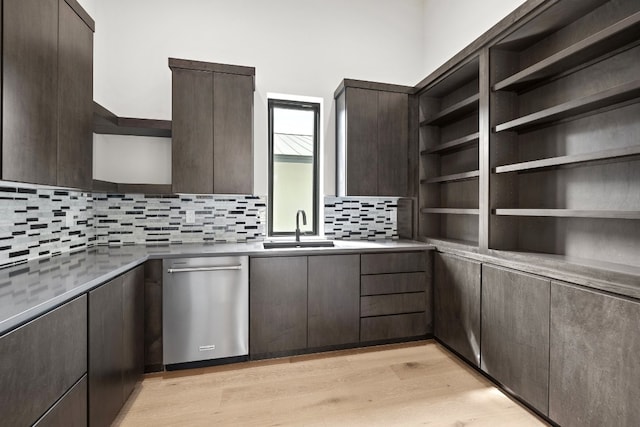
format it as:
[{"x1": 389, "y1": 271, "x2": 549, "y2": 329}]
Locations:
[{"x1": 0, "y1": 240, "x2": 434, "y2": 335}]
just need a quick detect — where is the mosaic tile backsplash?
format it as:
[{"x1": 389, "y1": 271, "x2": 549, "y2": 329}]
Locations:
[
  {"x1": 324, "y1": 197, "x2": 398, "y2": 240},
  {"x1": 0, "y1": 180, "x2": 400, "y2": 268},
  {"x1": 0, "y1": 184, "x2": 95, "y2": 269},
  {"x1": 93, "y1": 194, "x2": 266, "y2": 245}
]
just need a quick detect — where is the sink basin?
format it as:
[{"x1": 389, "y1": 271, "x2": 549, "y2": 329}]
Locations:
[{"x1": 263, "y1": 240, "x2": 335, "y2": 249}]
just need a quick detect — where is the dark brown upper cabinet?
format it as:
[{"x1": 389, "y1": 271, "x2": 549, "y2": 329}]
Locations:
[
  {"x1": 170, "y1": 58, "x2": 255, "y2": 195},
  {"x1": 1, "y1": 0, "x2": 94, "y2": 188},
  {"x1": 335, "y1": 80, "x2": 411, "y2": 197}
]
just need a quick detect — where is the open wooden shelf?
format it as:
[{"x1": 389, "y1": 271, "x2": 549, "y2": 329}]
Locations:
[
  {"x1": 495, "y1": 80, "x2": 640, "y2": 133},
  {"x1": 494, "y1": 11, "x2": 640, "y2": 92},
  {"x1": 94, "y1": 102, "x2": 172, "y2": 138},
  {"x1": 494, "y1": 145, "x2": 640, "y2": 174},
  {"x1": 421, "y1": 208, "x2": 479, "y2": 215},
  {"x1": 420, "y1": 94, "x2": 479, "y2": 126},
  {"x1": 423, "y1": 236, "x2": 480, "y2": 250},
  {"x1": 422, "y1": 170, "x2": 480, "y2": 184},
  {"x1": 494, "y1": 209, "x2": 640, "y2": 220},
  {"x1": 421, "y1": 132, "x2": 479, "y2": 155}
]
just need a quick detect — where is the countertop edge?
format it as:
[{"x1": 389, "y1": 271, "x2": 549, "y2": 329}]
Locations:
[{"x1": 0, "y1": 241, "x2": 434, "y2": 335}]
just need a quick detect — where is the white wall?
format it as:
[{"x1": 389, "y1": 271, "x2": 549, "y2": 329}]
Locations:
[
  {"x1": 422, "y1": 0, "x2": 527, "y2": 77},
  {"x1": 81, "y1": 0, "x2": 530, "y2": 191},
  {"x1": 86, "y1": 0, "x2": 426, "y2": 194}
]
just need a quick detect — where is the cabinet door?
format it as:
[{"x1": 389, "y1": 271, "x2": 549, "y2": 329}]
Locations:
[
  {"x1": 57, "y1": 0, "x2": 93, "y2": 189},
  {"x1": 34, "y1": 375, "x2": 87, "y2": 427},
  {"x1": 481, "y1": 265, "x2": 550, "y2": 415},
  {"x1": 172, "y1": 68, "x2": 214, "y2": 193},
  {"x1": 2, "y1": 0, "x2": 58, "y2": 185},
  {"x1": 433, "y1": 253, "x2": 481, "y2": 366},
  {"x1": 377, "y1": 91, "x2": 408, "y2": 196},
  {"x1": 250, "y1": 257, "x2": 307, "y2": 356},
  {"x1": 122, "y1": 265, "x2": 144, "y2": 401},
  {"x1": 144, "y1": 259, "x2": 163, "y2": 372},
  {"x1": 213, "y1": 72, "x2": 253, "y2": 194},
  {"x1": 549, "y1": 282, "x2": 640, "y2": 427},
  {"x1": 308, "y1": 254, "x2": 360, "y2": 348},
  {"x1": 0, "y1": 296, "x2": 87, "y2": 427},
  {"x1": 89, "y1": 276, "x2": 124, "y2": 427},
  {"x1": 345, "y1": 87, "x2": 378, "y2": 196}
]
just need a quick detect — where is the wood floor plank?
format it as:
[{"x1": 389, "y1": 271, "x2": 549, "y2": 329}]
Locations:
[{"x1": 114, "y1": 340, "x2": 547, "y2": 426}]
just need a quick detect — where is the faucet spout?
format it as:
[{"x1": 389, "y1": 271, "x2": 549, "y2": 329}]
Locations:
[{"x1": 295, "y1": 210, "x2": 307, "y2": 242}]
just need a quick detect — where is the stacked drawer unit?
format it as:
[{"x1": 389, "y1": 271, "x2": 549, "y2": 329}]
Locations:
[{"x1": 360, "y1": 251, "x2": 432, "y2": 342}]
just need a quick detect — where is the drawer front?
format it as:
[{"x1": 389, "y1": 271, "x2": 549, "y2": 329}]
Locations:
[
  {"x1": 360, "y1": 312, "x2": 427, "y2": 342},
  {"x1": 361, "y1": 272, "x2": 427, "y2": 295},
  {"x1": 361, "y1": 292, "x2": 426, "y2": 317},
  {"x1": 34, "y1": 375, "x2": 87, "y2": 427},
  {"x1": 0, "y1": 295, "x2": 87, "y2": 427},
  {"x1": 361, "y1": 252, "x2": 427, "y2": 274}
]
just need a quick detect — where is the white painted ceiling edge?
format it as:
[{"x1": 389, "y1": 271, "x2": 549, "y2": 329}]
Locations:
[{"x1": 79, "y1": 0, "x2": 526, "y2": 193}]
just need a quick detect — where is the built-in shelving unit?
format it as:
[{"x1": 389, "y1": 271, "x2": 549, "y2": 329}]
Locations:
[
  {"x1": 488, "y1": 0, "x2": 640, "y2": 268},
  {"x1": 418, "y1": 57, "x2": 480, "y2": 248},
  {"x1": 493, "y1": 10, "x2": 640, "y2": 92}
]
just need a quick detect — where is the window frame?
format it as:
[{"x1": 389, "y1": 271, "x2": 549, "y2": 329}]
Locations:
[{"x1": 268, "y1": 98, "x2": 320, "y2": 237}]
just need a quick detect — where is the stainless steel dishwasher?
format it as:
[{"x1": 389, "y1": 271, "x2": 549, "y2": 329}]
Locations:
[{"x1": 163, "y1": 256, "x2": 248, "y2": 368}]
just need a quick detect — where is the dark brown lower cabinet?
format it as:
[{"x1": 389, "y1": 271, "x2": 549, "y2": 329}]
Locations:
[
  {"x1": 34, "y1": 376, "x2": 88, "y2": 427},
  {"x1": 250, "y1": 257, "x2": 308, "y2": 356},
  {"x1": 144, "y1": 259, "x2": 163, "y2": 372},
  {"x1": 360, "y1": 312, "x2": 426, "y2": 342},
  {"x1": 481, "y1": 265, "x2": 550, "y2": 415},
  {"x1": 549, "y1": 282, "x2": 640, "y2": 427},
  {"x1": 0, "y1": 296, "x2": 87, "y2": 426},
  {"x1": 433, "y1": 252, "x2": 481, "y2": 366},
  {"x1": 307, "y1": 254, "x2": 360, "y2": 348},
  {"x1": 89, "y1": 265, "x2": 144, "y2": 427},
  {"x1": 122, "y1": 266, "x2": 145, "y2": 400}
]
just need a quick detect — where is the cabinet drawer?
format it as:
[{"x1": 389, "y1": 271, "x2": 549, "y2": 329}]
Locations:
[
  {"x1": 361, "y1": 292, "x2": 426, "y2": 317},
  {"x1": 34, "y1": 375, "x2": 87, "y2": 427},
  {"x1": 0, "y1": 295, "x2": 87, "y2": 426},
  {"x1": 360, "y1": 312, "x2": 427, "y2": 342},
  {"x1": 361, "y1": 272, "x2": 426, "y2": 295},
  {"x1": 361, "y1": 252, "x2": 426, "y2": 274}
]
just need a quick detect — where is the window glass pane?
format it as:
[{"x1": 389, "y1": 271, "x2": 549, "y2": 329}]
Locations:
[{"x1": 270, "y1": 103, "x2": 318, "y2": 235}]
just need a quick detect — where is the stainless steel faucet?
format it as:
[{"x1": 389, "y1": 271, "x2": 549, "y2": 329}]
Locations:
[{"x1": 295, "y1": 210, "x2": 307, "y2": 242}]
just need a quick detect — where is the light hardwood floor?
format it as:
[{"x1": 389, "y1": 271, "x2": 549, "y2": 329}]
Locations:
[{"x1": 114, "y1": 340, "x2": 548, "y2": 426}]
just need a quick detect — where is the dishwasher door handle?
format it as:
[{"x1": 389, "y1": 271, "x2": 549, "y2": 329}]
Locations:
[{"x1": 167, "y1": 265, "x2": 243, "y2": 273}]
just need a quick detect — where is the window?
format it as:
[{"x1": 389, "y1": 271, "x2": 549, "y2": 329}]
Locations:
[{"x1": 268, "y1": 99, "x2": 320, "y2": 236}]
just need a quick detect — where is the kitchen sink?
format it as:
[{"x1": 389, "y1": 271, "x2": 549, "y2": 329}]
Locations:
[{"x1": 263, "y1": 240, "x2": 335, "y2": 249}]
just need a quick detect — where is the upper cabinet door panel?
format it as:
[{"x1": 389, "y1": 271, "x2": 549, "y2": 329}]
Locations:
[
  {"x1": 2, "y1": 0, "x2": 59, "y2": 185},
  {"x1": 213, "y1": 73, "x2": 254, "y2": 194},
  {"x1": 346, "y1": 87, "x2": 378, "y2": 196},
  {"x1": 172, "y1": 68, "x2": 214, "y2": 194},
  {"x1": 57, "y1": 0, "x2": 94, "y2": 189},
  {"x1": 377, "y1": 91, "x2": 408, "y2": 196}
]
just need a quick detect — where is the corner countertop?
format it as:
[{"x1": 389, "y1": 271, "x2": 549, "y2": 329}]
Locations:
[{"x1": 0, "y1": 240, "x2": 434, "y2": 336}]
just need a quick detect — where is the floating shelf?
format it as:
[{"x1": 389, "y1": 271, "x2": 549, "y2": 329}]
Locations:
[
  {"x1": 421, "y1": 208, "x2": 479, "y2": 215},
  {"x1": 495, "y1": 80, "x2": 640, "y2": 133},
  {"x1": 494, "y1": 209, "x2": 640, "y2": 220},
  {"x1": 494, "y1": 11, "x2": 640, "y2": 92},
  {"x1": 421, "y1": 132, "x2": 480, "y2": 155},
  {"x1": 422, "y1": 170, "x2": 480, "y2": 184},
  {"x1": 94, "y1": 102, "x2": 172, "y2": 138},
  {"x1": 495, "y1": 145, "x2": 640, "y2": 174},
  {"x1": 420, "y1": 94, "x2": 479, "y2": 126}
]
